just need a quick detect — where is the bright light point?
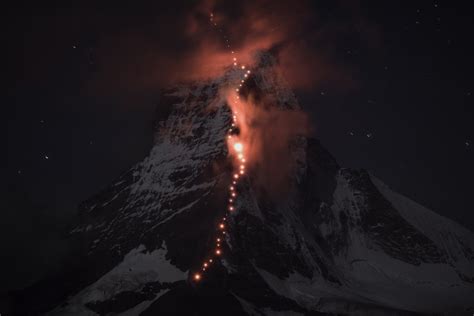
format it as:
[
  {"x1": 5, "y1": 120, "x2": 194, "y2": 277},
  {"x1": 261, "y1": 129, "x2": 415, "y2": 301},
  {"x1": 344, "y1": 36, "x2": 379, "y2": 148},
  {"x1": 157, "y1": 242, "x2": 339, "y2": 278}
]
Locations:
[
  {"x1": 217, "y1": 238, "x2": 221, "y2": 242},
  {"x1": 219, "y1": 223, "x2": 225, "y2": 229},
  {"x1": 236, "y1": 88, "x2": 239, "y2": 92},
  {"x1": 238, "y1": 153, "x2": 243, "y2": 159},
  {"x1": 229, "y1": 199, "x2": 233, "y2": 203},
  {"x1": 229, "y1": 206, "x2": 234, "y2": 211},
  {"x1": 228, "y1": 135, "x2": 232, "y2": 139},
  {"x1": 216, "y1": 249, "x2": 221, "y2": 255},
  {"x1": 240, "y1": 170, "x2": 244, "y2": 174},
  {"x1": 209, "y1": 259, "x2": 213, "y2": 263},
  {"x1": 194, "y1": 273, "x2": 201, "y2": 281},
  {"x1": 247, "y1": 70, "x2": 251, "y2": 74},
  {"x1": 230, "y1": 186, "x2": 234, "y2": 190},
  {"x1": 204, "y1": 263, "x2": 208, "y2": 267},
  {"x1": 240, "y1": 165, "x2": 244, "y2": 169},
  {"x1": 234, "y1": 62, "x2": 237, "y2": 66},
  {"x1": 244, "y1": 74, "x2": 248, "y2": 77},
  {"x1": 234, "y1": 174, "x2": 239, "y2": 179},
  {"x1": 242, "y1": 158, "x2": 246, "y2": 162},
  {"x1": 234, "y1": 143, "x2": 243, "y2": 152},
  {"x1": 232, "y1": 192, "x2": 236, "y2": 197},
  {"x1": 233, "y1": 57, "x2": 237, "y2": 61},
  {"x1": 241, "y1": 65, "x2": 245, "y2": 69}
]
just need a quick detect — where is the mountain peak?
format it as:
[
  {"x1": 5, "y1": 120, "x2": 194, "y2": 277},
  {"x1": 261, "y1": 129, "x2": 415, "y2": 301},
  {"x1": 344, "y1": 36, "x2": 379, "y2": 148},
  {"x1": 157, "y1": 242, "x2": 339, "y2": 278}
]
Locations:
[{"x1": 11, "y1": 53, "x2": 474, "y2": 315}]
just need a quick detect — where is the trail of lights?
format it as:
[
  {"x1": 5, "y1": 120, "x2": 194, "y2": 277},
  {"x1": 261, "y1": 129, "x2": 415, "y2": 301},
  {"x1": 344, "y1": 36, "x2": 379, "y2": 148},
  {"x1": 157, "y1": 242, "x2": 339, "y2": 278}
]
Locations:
[{"x1": 192, "y1": 12, "x2": 251, "y2": 283}]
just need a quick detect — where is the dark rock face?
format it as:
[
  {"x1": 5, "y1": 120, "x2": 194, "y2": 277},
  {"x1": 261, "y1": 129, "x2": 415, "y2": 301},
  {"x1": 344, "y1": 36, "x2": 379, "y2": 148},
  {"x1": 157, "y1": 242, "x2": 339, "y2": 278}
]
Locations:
[{"x1": 11, "y1": 53, "x2": 474, "y2": 315}]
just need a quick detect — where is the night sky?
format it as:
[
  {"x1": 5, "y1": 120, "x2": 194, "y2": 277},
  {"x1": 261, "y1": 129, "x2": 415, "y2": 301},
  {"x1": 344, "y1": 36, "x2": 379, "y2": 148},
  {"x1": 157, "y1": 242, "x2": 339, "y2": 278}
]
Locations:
[{"x1": 4, "y1": 0, "x2": 474, "y2": 291}]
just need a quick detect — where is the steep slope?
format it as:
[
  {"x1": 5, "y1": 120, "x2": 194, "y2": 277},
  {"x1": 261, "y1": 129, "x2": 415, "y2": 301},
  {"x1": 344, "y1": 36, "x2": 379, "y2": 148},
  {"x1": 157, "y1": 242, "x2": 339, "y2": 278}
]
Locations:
[{"x1": 12, "y1": 53, "x2": 474, "y2": 315}]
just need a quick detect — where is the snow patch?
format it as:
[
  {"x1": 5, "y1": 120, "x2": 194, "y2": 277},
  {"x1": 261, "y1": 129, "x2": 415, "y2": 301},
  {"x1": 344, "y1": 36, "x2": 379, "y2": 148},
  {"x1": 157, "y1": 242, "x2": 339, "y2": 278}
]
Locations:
[{"x1": 48, "y1": 242, "x2": 186, "y2": 315}]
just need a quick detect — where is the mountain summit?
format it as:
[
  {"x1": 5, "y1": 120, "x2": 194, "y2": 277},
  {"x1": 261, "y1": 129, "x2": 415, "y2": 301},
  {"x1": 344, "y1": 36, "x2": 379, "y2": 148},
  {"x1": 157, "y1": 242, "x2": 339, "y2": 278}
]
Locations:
[{"x1": 14, "y1": 53, "x2": 474, "y2": 315}]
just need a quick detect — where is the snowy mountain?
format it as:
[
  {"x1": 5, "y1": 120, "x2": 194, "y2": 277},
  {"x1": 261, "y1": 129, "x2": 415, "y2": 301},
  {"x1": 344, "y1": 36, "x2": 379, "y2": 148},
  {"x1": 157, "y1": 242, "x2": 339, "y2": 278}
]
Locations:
[{"x1": 11, "y1": 52, "x2": 474, "y2": 315}]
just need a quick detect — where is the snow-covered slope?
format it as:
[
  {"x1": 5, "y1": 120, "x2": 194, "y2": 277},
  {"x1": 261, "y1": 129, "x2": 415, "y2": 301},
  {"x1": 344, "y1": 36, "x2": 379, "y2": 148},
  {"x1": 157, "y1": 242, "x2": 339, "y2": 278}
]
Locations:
[{"x1": 12, "y1": 52, "x2": 474, "y2": 315}]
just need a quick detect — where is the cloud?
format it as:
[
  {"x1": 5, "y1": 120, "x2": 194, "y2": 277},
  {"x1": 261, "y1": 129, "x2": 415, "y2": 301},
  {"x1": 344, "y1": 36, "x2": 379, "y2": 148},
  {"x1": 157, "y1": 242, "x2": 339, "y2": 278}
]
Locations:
[{"x1": 86, "y1": 0, "x2": 360, "y2": 100}]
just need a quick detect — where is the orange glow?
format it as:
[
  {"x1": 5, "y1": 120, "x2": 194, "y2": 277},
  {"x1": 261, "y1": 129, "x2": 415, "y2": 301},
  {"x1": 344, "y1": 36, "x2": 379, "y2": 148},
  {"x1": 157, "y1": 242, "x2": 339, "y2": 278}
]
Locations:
[
  {"x1": 241, "y1": 65, "x2": 246, "y2": 69},
  {"x1": 217, "y1": 238, "x2": 221, "y2": 242},
  {"x1": 229, "y1": 206, "x2": 234, "y2": 211},
  {"x1": 216, "y1": 249, "x2": 221, "y2": 255},
  {"x1": 234, "y1": 174, "x2": 239, "y2": 179},
  {"x1": 204, "y1": 263, "x2": 208, "y2": 267},
  {"x1": 194, "y1": 273, "x2": 201, "y2": 281},
  {"x1": 219, "y1": 223, "x2": 225, "y2": 229}
]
